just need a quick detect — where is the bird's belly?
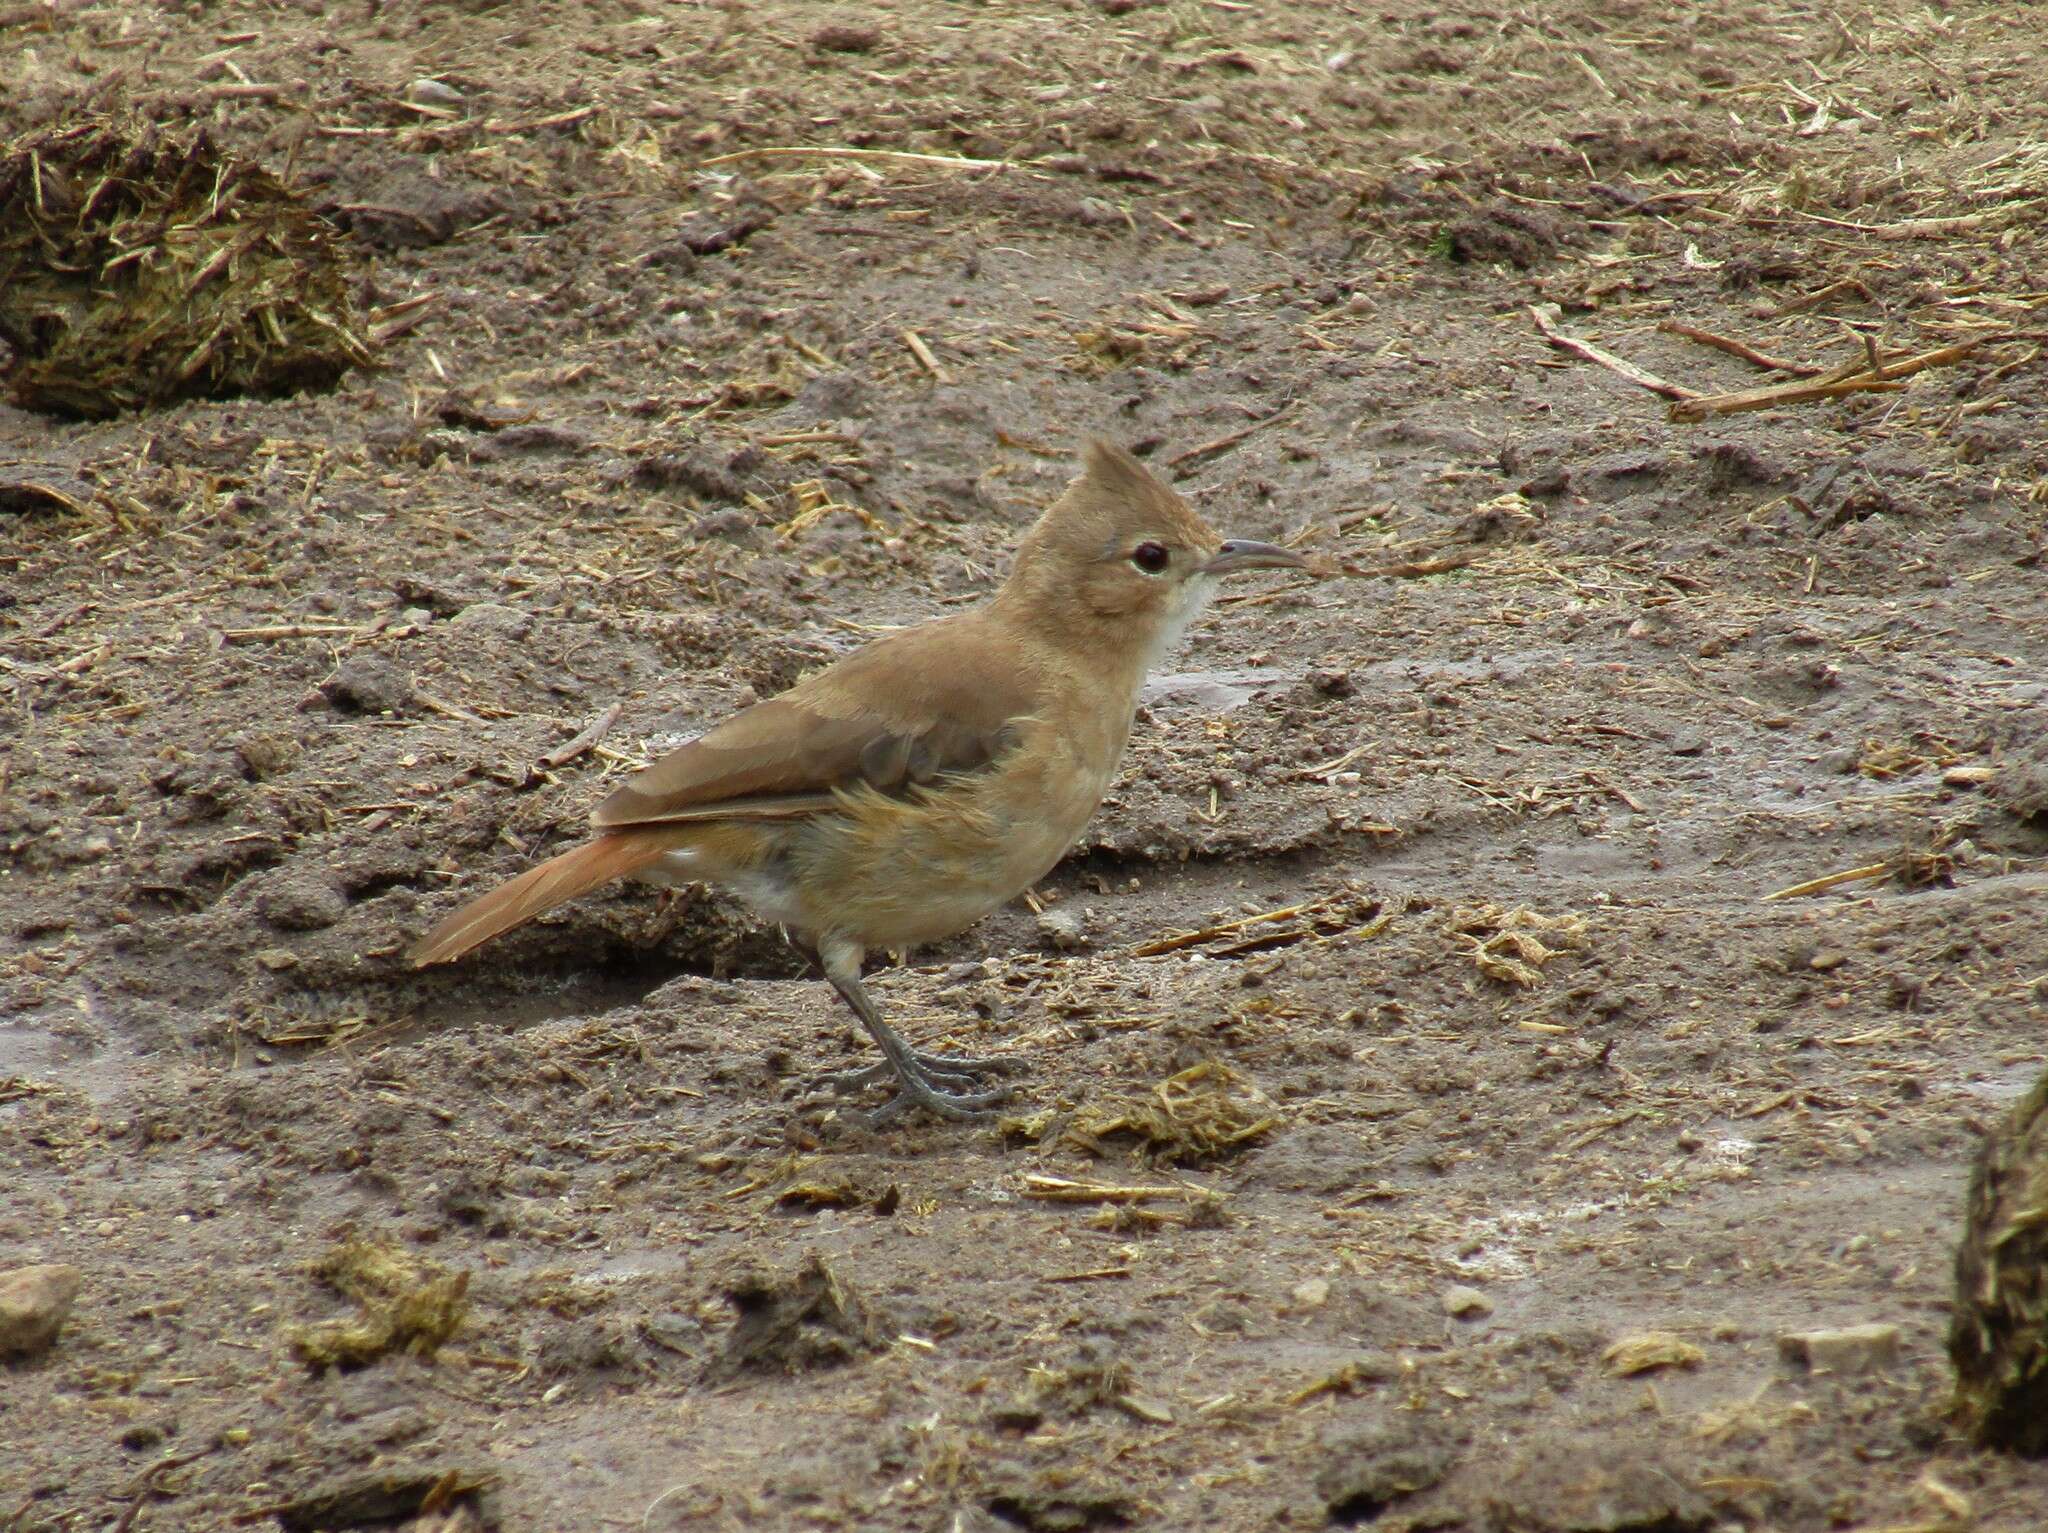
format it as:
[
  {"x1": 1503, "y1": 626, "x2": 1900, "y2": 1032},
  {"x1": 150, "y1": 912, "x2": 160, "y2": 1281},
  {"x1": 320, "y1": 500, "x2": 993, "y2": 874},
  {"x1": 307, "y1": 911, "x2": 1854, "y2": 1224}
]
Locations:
[{"x1": 790, "y1": 756, "x2": 1112, "y2": 950}]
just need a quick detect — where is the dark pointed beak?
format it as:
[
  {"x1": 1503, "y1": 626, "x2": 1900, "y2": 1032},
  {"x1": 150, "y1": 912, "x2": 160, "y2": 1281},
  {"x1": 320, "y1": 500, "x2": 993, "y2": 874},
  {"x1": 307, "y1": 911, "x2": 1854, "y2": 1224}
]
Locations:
[{"x1": 1203, "y1": 538, "x2": 1311, "y2": 577}]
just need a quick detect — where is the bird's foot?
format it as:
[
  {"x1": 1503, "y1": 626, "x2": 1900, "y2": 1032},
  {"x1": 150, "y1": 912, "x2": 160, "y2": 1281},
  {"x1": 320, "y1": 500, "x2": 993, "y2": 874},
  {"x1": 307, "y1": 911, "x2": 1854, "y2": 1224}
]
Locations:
[
  {"x1": 860, "y1": 1068, "x2": 1014, "y2": 1124},
  {"x1": 819, "y1": 1047, "x2": 1016, "y2": 1096},
  {"x1": 816, "y1": 1049, "x2": 1017, "y2": 1123}
]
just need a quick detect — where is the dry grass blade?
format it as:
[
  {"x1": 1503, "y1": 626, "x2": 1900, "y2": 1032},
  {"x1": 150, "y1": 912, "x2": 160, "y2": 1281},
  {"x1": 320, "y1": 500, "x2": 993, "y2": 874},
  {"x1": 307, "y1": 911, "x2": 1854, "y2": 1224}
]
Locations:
[
  {"x1": 1764, "y1": 824, "x2": 1965, "y2": 902},
  {"x1": 1658, "y1": 320, "x2": 1821, "y2": 376},
  {"x1": 1018, "y1": 1174, "x2": 1216, "y2": 1205},
  {"x1": 1668, "y1": 373, "x2": 1905, "y2": 422},
  {"x1": 1762, "y1": 863, "x2": 1890, "y2": 902},
  {"x1": 900, "y1": 328, "x2": 950, "y2": 381},
  {"x1": 245, "y1": 1011, "x2": 375, "y2": 1048},
  {"x1": 1129, "y1": 891, "x2": 1385, "y2": 957},
  {"x1": 0, "y1": 468, "x2": 94, "y2": 515},
  {"x1": 1288, "y1": 1355, "x2": 1399, "y2": 1405},
  {"x1": 1789, "y1": 203, "x2": 2041, "y2": 240},
  {"x1": 1669, "y1": 334, "x2": 2021, "y2": 423},
  {"x1": 1338, "y1": 549, "x2": 1478, "y2": 580},
  {"x1": 702, "y1": 145, "x2": 1026, "y2": 173},
  {"x1": 1604, "y1": 1332, "x2": 1706, "y2": 1376},
  {"x1": 1857, "y1": 732, "x2": 1962, "y2": 781},
  {"x1": 1529, "y1": 303, "x2": 1698, "y2": 402},
  {"x1": 774, "y1": 478, "x2": 880, "y2": 539},
  {"x1": 1164, "y1": 406, "x2": 1294, "y2": 468},
  {"x1": 538, "y1": 703, "x2": 623, "y2": 770}
]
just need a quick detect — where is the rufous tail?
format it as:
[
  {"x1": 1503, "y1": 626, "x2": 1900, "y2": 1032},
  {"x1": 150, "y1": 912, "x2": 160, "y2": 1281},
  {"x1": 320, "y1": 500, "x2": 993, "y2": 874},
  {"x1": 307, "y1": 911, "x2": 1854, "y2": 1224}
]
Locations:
[{"x1": 408, "y1": 829, "x2": 684, "y2": 966}]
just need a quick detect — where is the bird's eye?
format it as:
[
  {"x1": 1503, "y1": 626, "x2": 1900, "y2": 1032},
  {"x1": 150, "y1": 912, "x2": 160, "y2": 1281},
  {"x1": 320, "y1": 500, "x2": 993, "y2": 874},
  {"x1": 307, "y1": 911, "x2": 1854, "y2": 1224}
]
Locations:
[{"x1": 1129, "y1": 541, "x2": 1170, "y2": 575}]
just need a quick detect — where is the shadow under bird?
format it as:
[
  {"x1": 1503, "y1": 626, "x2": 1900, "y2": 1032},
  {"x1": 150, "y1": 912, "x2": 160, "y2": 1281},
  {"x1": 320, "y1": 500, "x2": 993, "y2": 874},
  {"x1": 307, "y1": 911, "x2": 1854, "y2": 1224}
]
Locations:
[{"x1": 408, "y1": 441, "x2": 1311, "y2": 1119}]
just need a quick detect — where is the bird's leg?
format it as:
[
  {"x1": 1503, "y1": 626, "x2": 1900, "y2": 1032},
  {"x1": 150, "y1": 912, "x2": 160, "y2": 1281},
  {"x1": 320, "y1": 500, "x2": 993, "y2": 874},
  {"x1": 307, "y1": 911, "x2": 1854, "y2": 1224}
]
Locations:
[
  {"x1": 826, "y1": 974, "x2": 1015, "y2": 1120},
  {"x1": 807, "y1": 937, "x2": 1014, "y2": 1120},
  {"x1": 788, "y1": 935, "x2": 1013, "y2": 1088}
]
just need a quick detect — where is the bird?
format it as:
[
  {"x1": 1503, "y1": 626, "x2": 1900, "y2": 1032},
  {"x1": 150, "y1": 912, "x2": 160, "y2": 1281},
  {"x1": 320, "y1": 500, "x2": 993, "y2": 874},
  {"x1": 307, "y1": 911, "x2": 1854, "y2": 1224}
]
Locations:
[{"x1": 407, "y1": 441, "x2": 1310, "y2": 1120}]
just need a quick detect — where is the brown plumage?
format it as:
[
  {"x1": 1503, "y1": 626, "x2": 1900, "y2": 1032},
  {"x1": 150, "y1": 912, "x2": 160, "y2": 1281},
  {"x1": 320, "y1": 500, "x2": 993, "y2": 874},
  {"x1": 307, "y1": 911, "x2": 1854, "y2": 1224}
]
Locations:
[{"x1": 408, "y1": 441, "x2": 1309, "y2": 1119}]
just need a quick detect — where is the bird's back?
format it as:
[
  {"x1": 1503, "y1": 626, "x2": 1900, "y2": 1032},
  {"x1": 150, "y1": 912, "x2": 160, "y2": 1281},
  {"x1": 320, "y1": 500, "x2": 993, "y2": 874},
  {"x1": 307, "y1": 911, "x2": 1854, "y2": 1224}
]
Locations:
[{"x1": 590, "y1": 609, "x2": 1056, "y2": 832}]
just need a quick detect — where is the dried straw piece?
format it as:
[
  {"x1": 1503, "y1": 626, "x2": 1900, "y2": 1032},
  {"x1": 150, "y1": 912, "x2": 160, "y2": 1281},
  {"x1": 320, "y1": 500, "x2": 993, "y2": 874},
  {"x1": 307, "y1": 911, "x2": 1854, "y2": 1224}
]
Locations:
[
  {"x1": 1668, "y1": 334, "x2": 2020, "y2": 424},
  {"x1": 1604, "y1": 1332, "x2": 1706, "y2": 1376},
  {"x1": 1529, "y1": 304, "x2": 1698, "y2": 403}
]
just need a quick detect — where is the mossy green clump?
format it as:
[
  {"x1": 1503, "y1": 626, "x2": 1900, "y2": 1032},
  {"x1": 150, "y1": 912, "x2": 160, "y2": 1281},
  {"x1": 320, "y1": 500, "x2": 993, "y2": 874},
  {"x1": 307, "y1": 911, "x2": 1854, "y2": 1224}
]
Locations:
[
  {"x1": 0, "y1": 115, "x2": 370, "y2": 418},
  {"x1": 1063, "y1": 1060, "x2": 1280, "y2": 1166},
  {"x1": 287, "y1": 1239, "x2": 469, "y2": 1372},
  {"x1": 1950, "y1": 1066, "x2": 2048, "y2": 1454}
]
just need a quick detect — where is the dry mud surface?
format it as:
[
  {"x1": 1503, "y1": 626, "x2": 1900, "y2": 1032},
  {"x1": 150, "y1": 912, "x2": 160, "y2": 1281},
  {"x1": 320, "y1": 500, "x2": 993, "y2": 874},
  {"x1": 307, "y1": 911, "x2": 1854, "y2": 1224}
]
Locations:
[{"x1": 4, "y1": 2, "x2": 2048, "y2": 1529}]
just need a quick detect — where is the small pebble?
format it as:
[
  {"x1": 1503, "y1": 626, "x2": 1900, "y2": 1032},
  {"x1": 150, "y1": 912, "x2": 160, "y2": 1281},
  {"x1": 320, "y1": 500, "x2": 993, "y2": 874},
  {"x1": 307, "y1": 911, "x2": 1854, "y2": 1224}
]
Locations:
[
  {"x1": 810, "y1": 23, "x2": 881, "y2": 52},
  {"x1": 234, "y1": 733, "x2": 301, "y2": 781},
  {"x1": 256, "y1": 874, "x2": 349, "y2": 932},
  {"x1": 1035, "y1": 907, "x2": 1087, "y2": 952},
  {"x1": 0, "y1": 1264, "x2": 83, "y2": 1358},
  {"x1": 319, "y1": 656, "x2": 413, "y2": 715},
  {"x1": 403, "y1": 78, "x2": 465, "y2": 108},
  {"x1": 1777, "y1": 1322, "x2": 1901, "y2": 1374},
  {"x1": 1442, "y1": 1284, "x2": 1493, "y2": 1319},
  {"x1": 448, "y1": 602, "x2": 533, "y2": 639},
  {"x1": 1291, "y1": 1277, "x2": 1331, "y2": 1310}
]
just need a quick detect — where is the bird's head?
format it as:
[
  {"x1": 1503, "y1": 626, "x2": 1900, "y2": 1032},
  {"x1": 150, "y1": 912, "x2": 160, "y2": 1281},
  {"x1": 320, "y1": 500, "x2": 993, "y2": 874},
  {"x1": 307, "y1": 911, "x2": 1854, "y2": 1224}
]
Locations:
[{"x1": 1002, "y1": 440, "x2": 1308, "y2": 664}]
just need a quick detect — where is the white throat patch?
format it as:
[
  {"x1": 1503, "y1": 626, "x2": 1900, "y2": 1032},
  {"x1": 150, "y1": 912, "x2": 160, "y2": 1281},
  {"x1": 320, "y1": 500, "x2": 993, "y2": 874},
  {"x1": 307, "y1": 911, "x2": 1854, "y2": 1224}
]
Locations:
[{"x1": 1144, "y1": 574, "x2": 1219, "y2": 672}]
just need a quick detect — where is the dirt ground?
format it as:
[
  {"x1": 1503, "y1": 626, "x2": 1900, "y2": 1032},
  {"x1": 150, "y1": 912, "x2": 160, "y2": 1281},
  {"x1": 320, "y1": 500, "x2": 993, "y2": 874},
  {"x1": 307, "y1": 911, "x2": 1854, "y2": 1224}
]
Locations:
[{"x1": 5, "y1": 0, "x2": 2048, "y2": 1528}]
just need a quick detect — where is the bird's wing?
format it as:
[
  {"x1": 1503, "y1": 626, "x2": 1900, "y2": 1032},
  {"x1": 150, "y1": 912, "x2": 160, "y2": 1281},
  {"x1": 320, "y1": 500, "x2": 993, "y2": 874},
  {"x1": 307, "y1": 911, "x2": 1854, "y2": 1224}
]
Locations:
[{"x1": 589, "y1": 615, "x2": 1042, "y2": 829}]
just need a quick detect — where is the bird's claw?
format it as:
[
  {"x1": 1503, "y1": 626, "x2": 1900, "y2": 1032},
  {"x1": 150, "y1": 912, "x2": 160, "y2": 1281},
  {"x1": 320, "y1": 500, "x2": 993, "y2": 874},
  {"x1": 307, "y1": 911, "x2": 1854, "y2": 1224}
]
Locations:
[
  {"x1": 819, "y1": 1048, "x2": 1015, "y2": 1094},
  {"x1": 815, "y1": 1048, "x2": 1017, "y2": 1122},
  {"x1": 859, "y1": 1071, "x2": 1013, "y2": 1124}
]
